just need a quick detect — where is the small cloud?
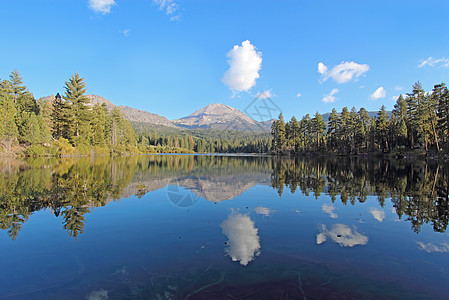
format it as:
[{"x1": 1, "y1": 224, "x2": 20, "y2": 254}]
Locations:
[
  {"x1": 88, "y1": 0, "x2": 116, "y2": 14},
  {"x1": 255, "y1": 206, "x2": 274, "y2": 216},
  {"x1": 318, "y1": 61, "x2": 369, "y2": 84},
  {"x1": 317, "y1": 62, "x2": 328, "y2": 75},
  {"x1": 317, "y1": 224, "x2": 368, "y2": 247},
  {"x1": 120, "y1": 29, "x2": 131, "y2": 37},
  {"x1": 418, "y1": 57, "x2": 449, "y2": 68},
  {"x1": 370, "y1": 87, "x2": 386, "y2": 100},
  {"x1": 221, "y1": 213, "x2": 261, "y2": 266},
  {"x1": 296, "y1": 92, "x2": 302, "y2": 98},
  {"x1": 223, "y1": 40, "x2": 262, "y2": 93},
  {"x1": 153, "y1": 0, "x2": 181, "y2": 21},
  {"x1": 417, "y1": 242, "x2": 449, "y2": 253},
  {"x1": 369, "y1": 207, "x2": 385, "y2": 222},
  {"x1": 322, "y1": 203, "x2": 338, "y2": 219},
  {"x1": 322, "y1": 88, "x2": 339, "y2": 103},
  {"x1": 256, "y1": 90, "x2": 273, "y2": 99},
  {"x1": 391, "y1": 95, "x2": 400, "y2": 101},
  {"x1": 395, "y1": 85, "x2": 403, "y2": 91}
]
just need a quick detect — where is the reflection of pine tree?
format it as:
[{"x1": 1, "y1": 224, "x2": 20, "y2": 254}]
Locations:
[
  {"x1": 8, "y1": 213, "x2": 25, "y2": 241},
  {"x1": 62, "y1": 207, "x2": 89, "y2": 239}
]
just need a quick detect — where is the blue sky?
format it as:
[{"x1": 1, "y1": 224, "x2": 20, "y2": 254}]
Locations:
[{"x1": 1, "y1": 0, "x2": 448, "y2": 121}]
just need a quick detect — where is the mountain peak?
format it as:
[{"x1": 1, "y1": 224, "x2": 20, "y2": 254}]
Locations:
[
  {"x1": 172, "y1": 103, "x2": 269, "y2": 132},
  {"x1": 187, "y1": 103, "x2": 237, "y2": 117}
]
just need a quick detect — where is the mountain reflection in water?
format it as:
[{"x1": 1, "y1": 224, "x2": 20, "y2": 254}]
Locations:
[{"x1": 0, "y1": 155, "x2": 448, "y2": 240}]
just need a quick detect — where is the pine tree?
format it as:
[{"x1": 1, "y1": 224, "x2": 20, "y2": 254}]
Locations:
[
  {"x1": 91, "y1": 104, "x2": 107, "y2": 147},
  {"x1": 436, "y1": 83, "x2": 449, "y2": 149},
  {"x1": 0, "y1": 80, "x2": 19, "y2": 149},
  {"x1": 52, "y1": 93, "x2": 71, "y2": 139},
  {"x1": 376, "y1": 105, "x2": 390, "y2": 152},
  {"x1": 327, "y1": 108, "x2": 339, "y2": 151},
  {"x1": 311, "y1": 112, "x2": 325, "y2": 149},
  {"x1": 338, "y1": 107, "x2": 350, "y2": 153},
  {"x1": 357, "y1": 108, "x2": 371, "y2": 152},
  {"x1": 392, "y1": 95, "x2": 408, "y2": 147},
  {"x1": 289, "y1": 116, "x2": 300, "y2": 153},
  {"x1": 9, "y1": 70, "x2": 39, "y2": 114},
  {"x1": 271, "y1": 113, "x2": 286, "y2": 154},
  {"x1": 62, "y1": 73, "x2": 91, "y2": 145}
]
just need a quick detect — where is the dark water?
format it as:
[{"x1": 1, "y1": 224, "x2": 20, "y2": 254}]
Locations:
[{"x1": 0, "y1": 155, "x2": 448, "y2": 299}]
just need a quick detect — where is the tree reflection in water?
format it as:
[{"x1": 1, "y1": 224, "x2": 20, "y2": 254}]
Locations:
[
  {"x1": 0, "y1": 155, "x2": 448, "y2": 240},
  {"x1": 270, "y1": 157, "x2": 449, "y2": 234}
]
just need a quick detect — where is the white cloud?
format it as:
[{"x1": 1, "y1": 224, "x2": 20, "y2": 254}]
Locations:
[
  {"x1": 222, "y1": 40, "x2": 262, "y2": 93},
  {"x1": 418, "y1": 57, "x2": 449, "y2": 68},
  {"x1": 255, "y1": 206, "x2": 273, "y2": 216},
  {"x1": 417, "y1": 242, "x2": 449, "y2": 253},
  {"x1": 255, "y1": 90, "x2": 273, "y2": 99},
  {"x1": 120, "y1": 29, "x2": 130, "y2": 37},
  {"x1": 318, "y1": 61, "x2": 369, "y2": 84},
  {"x1": 322, "y1": 88, "x2": 339, "y2": 103},
  {"x1": 370, "y1": 87, "x2": 386, "y2": 100},
  {"x1": 395, "y1": 86, "x2": 403, "y2": 91},
  {"x1": 391, "y1": 95, "x2": 400, "y2": 101},
  {"x1": 318, "y1": 62, "x2": 328, "y2": 75},
  {"x1": 153, "y1": 0, "x2": 181, "y2": 21},
  {"x1": 220, "y1": 213, "x2": 261, "y2": 266},
  {"x1": 322, "y1": 204, "x2": 338, "y2": 219},
  {"x1": 88, "y1": 0, "x2": 116, "y2": 14},
  {"x1": 316, "y1": 224, "x2": 368, "y2": 247},
  {"x1": 369, "y1": 207, "x2": 385, "y2": 222},
  {"x1": 296, "y1": 92, "x2": 302, "y2": 98}
]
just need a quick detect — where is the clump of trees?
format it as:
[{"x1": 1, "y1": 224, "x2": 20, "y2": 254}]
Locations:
[
  {"x1": 271, "y1": 81, "x2": 449, "y2": 156},
  {"x1": 0, "y1": 70, "x2": 136, "y2": 156}
]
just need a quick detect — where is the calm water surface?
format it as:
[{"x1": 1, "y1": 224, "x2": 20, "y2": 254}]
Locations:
[{"x1": 0, "y1": 155, "x2": 448, "y2": 299}]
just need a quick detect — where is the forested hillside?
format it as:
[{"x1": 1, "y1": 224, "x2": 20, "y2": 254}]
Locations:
[{"x1": 0, "y1": 70, "x2": 136, "y2": 156}]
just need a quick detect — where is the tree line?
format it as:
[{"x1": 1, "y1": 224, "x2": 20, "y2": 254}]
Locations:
[
  {"x1": 137, "y1": 129, "x2": 271, "y2": 154},
  {"x1": 271, "y1": 81, "x2": 449, "y2": 157},
  {"x1": 0, "y1": 70, "x2": 136, "y2": 156}
]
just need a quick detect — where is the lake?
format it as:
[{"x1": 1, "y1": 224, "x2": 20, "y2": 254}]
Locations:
[{"x1": 0, "y1": 155, "x2": 448, "y2": 299}]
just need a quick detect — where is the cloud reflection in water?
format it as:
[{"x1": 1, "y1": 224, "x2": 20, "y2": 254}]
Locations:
[
  {"x1": 317, "y1": 224, "x2": 368, "y2": 247},
  {"x1": 220, "y1": 213, "x2": 261, "y2": 266}
]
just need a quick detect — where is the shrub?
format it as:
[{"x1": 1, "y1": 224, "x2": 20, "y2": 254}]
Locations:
[{"x1": 26, "y1": 144, "x2": 45, "y2": 157}]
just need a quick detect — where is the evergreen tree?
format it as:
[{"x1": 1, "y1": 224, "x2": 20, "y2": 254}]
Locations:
[
  {"x1": 271, "y1": 113, "x2": 286, "y2": 154},
  {"x1": 62, "y1": 73, "x2": 91, "y2": 145},
  {"x1": 311, "y1": 112, "x2": 325, "y2": 149},
  {"x1": 0, "y1": 80, "x2": 19, "y2": 148},
  {"x1": 52, "y1": 93, "x2": 71, "y2": 139},
  {"x1": 289, "y1": 116, "x2": 300, "y2": 153},
  {"x1": 91, "y1": 104, "x2": 107, "y2": 147},
  {"x1": 9, "y1": 70, "x2": 39, "y2": 114},
  {"x1": 436, "y1": 83, "x2": 449, "y2": 150},
  {"x1": 338, "y1": 107, "x2": 350, "y2": 153},
  {"x1": 376, "y1": 105, "x2": 390, "y2": 152},
  {"x1": 392, "y1": 95, "x2": 408, "y2": 147},
  {"x1": 357, "y1": 108, "x2": 371, "y2": 152},
  {"x1": 327, "y1": 108, "x2": 339, "y2": 151}
]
